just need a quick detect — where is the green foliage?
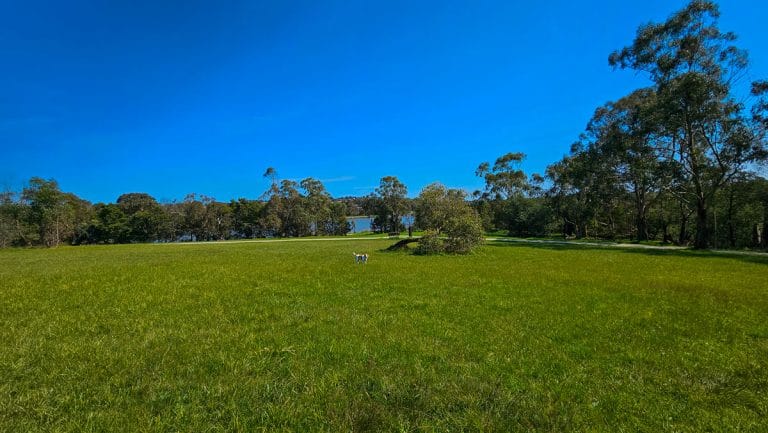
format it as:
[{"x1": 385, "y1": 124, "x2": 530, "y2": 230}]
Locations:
[
  {"x1": 0, "y1": 191, "x2": 36, "y2": 247},
  {"x1": 0, "y1": 194, "x2": 17, "y2": 247},
  {"x1": 319, "y1": 201, "x2": 352, "y2": 236},
  {"x1": 229, "y1": 198, "x2": 264, "y2": 238},
  {"x1": 1, "y1": 240, "x2": 767, "y2": 431},
  {"x1": 414, "y1": 230, "x2": 444, "y2": 255},
  {"x1": 275, "y1": 180, "x2": 311, "y2": 237},
  {"x1": 711, "y1": 176, "x2": 768, "y2": 248},
  {"x1": 540, "y1": 1, "x2": 768, "y2": 248},
  {"x1": 547, "y1": 89, "x2": 662, "y2": 241},
  {"x1": 475, "y1": 152, "x2": 529, "y2": 201},
  {"x1": 90, "y1": 203, "x2": 130, "y2": 244},
  {"x1": 415, "y1": 183, "x2": 483, "y2": 254},
  {"x1": 253, "y1": 174, "x2": 351, "y2": 238},
  {"x1": 495, "y1": 196, "x2": 553, "y2": 238},
  {"x1": 21, "y1": 177, "x2": 73, "y2": 247},
  {"x1": 0, "y1": 173, "x2": 355, "y2": 247},
  {"x1": 117, "y1": 193, "x2": 169, "y2": 242},
  {"x1": 546, "y1": 153, "x2": 598, "y2": 238},
  {"x1": 607, "y1": 0, "x2": 767, "y2": 248},
  {"x1": 370, "y1": 176, "x2": 408, "y2": 234},
  {"x1": 443, "y1": 213, "x2": 483, "y2": 254},
  {"x1": 180, "y1": 193, "x2": 209, "y2": 241},
  {"x1": 474, "y1": 153, "x2": 554, "y2": 238}
]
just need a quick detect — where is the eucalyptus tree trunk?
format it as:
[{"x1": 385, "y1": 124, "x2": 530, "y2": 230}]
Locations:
[
  {"x1": 678, "y1": 201, "x2": 690, "y2": 246},
  {"x1": 634, "y1": 189, "x2": 649, "y2": 241},
  {"x1": 726, "y1": 187, "x2": 736, "y2": 248},
  {"x1": 694, "y1": 197, "x2": 709, "y2": 249}
]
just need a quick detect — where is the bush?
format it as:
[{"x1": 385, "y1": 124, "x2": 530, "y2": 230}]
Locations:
[
  {"x1": 414, "y1": 183, "x2": 485, "y2": 255},
  {"x1": 444, "y1": 214, "x2": 484, "y2": 254},
  {"x1": 414, "y1": 231, "x2": 444, "y2": 255}
]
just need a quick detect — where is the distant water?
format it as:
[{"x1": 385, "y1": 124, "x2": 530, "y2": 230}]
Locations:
[
  {"x1": 346, "y1": 215, "x2": 413, "y2": 233},
  {"x1": 347, "y1": 216, "x2": 373, "y2": 233}
]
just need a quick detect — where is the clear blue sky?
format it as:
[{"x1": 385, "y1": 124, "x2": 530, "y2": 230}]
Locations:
[{"x1": 1, "y1": 0, "x2": 766, "y2": 203}]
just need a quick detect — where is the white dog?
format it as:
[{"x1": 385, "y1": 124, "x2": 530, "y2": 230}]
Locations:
[{"x1": 353, "y1": 252, "x2": 369, "y2": 264}]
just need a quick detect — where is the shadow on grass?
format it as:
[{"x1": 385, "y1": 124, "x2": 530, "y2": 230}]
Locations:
[{"x1": 486, "y1": 239, "x2": 768, "y2": 266}]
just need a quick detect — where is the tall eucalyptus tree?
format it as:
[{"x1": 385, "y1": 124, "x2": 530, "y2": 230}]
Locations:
[{"x1": 609, "y1": 0, "x2": 767, "y2": 248}]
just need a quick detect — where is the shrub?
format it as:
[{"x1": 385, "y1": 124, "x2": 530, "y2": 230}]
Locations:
[
  {"x1": 414, "y1": 183, "x2": 485, "y2": 255},
  {"x1": 414, "y1": 231, "x2": 444, "y2": 255},
  {"x1": 444, "y1": 214, "x2": 484, "y2": 254}
]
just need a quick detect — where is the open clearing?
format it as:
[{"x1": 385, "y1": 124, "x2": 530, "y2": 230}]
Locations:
[{"x1": 1, "y1": 240, "x2": 767, "y2": 432}]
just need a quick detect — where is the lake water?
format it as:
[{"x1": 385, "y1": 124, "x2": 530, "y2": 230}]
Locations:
[
  {"x1": 346, "y1": 215, "x2": 413, "y2": 233},
  {"x1": 347, "y1": 216, "x2": 373, "y2": 233}
]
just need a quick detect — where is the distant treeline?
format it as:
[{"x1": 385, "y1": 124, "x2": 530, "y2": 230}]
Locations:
[
  {"x1": 0, "y1": 173, "x2": 428, "y2": 248},
  {"x1": 0, "y1": 174, "x2": 353, "y2": 247},
  {"x1": 2, "y1": 159, "x2": 766, "y2": 250}
]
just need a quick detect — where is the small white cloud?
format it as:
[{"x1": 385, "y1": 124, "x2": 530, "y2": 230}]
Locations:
[{"x1": 321, "y1": 176, "x2": 355, "y2": 183}]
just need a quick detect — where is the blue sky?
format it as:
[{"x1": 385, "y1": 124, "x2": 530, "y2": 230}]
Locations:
[{"x1": 1, "y1": 0, "x2": 766, "y2": 203}]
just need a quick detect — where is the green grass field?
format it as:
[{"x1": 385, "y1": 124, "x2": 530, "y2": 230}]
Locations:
[{"x1": 1, "y1": 240, "x2": 767, "y2": 432}]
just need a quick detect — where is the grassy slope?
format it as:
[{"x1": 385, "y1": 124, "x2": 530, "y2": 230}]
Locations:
[{"x1": 1, "y1": 240, "x2": 766, "y2": 432}]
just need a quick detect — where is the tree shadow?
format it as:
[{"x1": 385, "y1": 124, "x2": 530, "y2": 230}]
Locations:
[{"x1": 485, "y1": 239, "x2": 768, "y2": 266}]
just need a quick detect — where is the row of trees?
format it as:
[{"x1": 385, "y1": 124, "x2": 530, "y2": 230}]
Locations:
[
  {"x1": 3, "y1": 154, "x2": 765, "y2": 251},
  {"x1": 472, "y1": 1, "x2": 768, "y2": 250},
  {"x1": 470, "y1": 150, "x2": 767, "y2": 249},
  {"x1": 0, "y1": 173, "x2": 489, "y2": 254},
  {"x1": 549, "y1": 0, "x2": 767, "y2": 249},
  {"x1": 0, "y1": 170, "x2": 354, "y2": 247},
  {"x1": 0, "y1": 178, "x2": 92, "y2": 248}
]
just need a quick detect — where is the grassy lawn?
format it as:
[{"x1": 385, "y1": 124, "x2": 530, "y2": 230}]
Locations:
[{"x1": 1, "y1": 240, "x2": 767, "y2": 432}]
